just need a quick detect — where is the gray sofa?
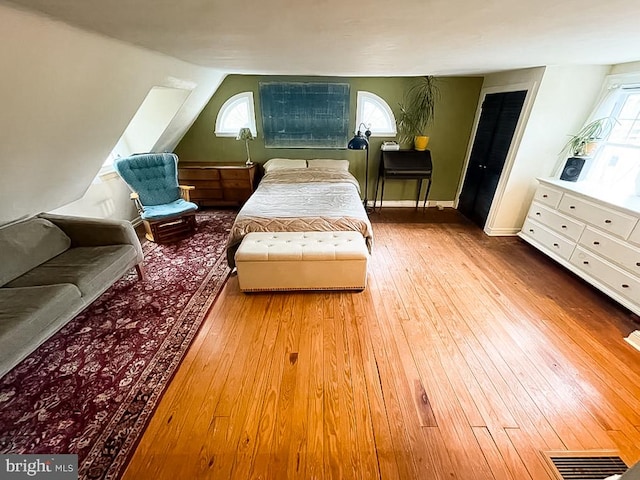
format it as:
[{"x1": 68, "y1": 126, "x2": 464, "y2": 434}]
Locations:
[{"x1": 0, "y1": 213, "x2": 144, "y2": 378}]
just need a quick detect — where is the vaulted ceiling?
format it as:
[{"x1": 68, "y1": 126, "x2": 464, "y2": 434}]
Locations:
[{"x1": 4, "y1": 0, "x2": 640, "y2": 76}]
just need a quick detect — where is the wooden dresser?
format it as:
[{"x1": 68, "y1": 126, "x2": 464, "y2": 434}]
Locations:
[
  {"x1": 178, "y1": 162, "x2": 256, "y2": 207},
  {"x1": 519, "y1": 178, "x2": 640, "y2": 316}
]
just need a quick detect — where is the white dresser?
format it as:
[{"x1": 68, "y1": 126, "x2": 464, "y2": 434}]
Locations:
[{"x1": 519, "y1": 178, "x2": 640, "y2": 315}]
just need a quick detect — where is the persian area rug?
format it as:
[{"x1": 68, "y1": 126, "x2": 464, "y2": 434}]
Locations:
[{"x1": 0, "y1": 209, "x2": 237, "y2": 479}]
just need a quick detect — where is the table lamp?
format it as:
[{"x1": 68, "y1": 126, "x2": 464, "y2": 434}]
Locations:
[{"x1": 237, "y1": 128, "x2": 255, "y2": 165}]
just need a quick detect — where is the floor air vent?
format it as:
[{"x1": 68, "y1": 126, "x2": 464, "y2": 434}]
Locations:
[{"x1": 542, "y1": 450, "x2": 628, "y2": 480}]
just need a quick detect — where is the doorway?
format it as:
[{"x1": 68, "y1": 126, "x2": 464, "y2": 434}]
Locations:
[{"x1": 458, "y1": 90, "x2": 527, "y2": 228}]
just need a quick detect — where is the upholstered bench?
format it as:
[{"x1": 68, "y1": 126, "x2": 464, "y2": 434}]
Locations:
[{"x1": 235, "y1": 231, "x2": 369, "y2": 292}]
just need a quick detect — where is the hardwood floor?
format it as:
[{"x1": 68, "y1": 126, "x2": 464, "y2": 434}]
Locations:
[{"x1": 123, "y1": 208, "x2": 640, "y2": 479}]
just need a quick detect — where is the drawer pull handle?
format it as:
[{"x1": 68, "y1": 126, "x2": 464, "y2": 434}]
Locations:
[
  {"x1": 542, "y1": 194, "x2": 548, "y2": 198},
  {"x1": 569, "y1": 205, "x2": 576, "y2": 209},
  {"x1": 593, "y1": 241, "x2": 600, "y2": 245},
  {"x1": 636, "y1": 262, "x2": 640, "y2": 267},
  {"x1": 561, "y1": 225, "x2": 567, "y2": 229},
  {"x1": 583, "y1": 261, "x2": 589, "y2": 265},
  {"x1": 621, "y1": 284, "x2": 629, "y2": 289},
  {"x1": 535, "y1": 212, "x2": 541, "y2": 216},
  {"x1": 604, "y1": 219, "x2": 612, "y2": 224},
  {"x1": 529, "y1": 229, "x2": 534, "y2": 233},
  {"x1": 553, "y1": 243, "x2": 559, "y2": 248}
]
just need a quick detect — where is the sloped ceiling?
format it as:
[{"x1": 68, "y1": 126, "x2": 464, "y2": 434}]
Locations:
[
  {"x1": 0, "y1": 3, "x2": 225, "y2": 225},
  {"x1": 4, "y1": 0, "x2": 640, "y2": 76}
]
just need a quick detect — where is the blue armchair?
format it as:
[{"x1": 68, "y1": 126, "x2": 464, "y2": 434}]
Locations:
[{"x1": 114, "y1": 153, "x2": 198, "y2": 243}]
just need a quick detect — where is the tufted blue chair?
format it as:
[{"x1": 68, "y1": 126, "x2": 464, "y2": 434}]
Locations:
[{"x1": 114, "y1": 153, "x2": 198, "y2": 243}]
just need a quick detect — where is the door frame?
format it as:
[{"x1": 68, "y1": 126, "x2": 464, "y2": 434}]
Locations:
[{"x1": 455, "y1": 81, "x2": 537, "y2": 235}]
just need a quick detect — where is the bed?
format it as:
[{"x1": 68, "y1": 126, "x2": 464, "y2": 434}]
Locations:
[{"x1": 225, "y1": 158, "x2": 374, "y2": 268}]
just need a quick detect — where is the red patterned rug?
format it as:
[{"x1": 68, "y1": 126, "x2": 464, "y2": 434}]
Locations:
[{"x1": 0, "y1": 209, "x2": 236, "y2": 479}]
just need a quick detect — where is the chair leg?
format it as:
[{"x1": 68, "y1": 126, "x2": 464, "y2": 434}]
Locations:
[
  {"x1": 135, "y1": 264, "x2": 146, "y2": 281},
  {"x1": 143, "y1": 221, "x2": 156, "y2": 242}
]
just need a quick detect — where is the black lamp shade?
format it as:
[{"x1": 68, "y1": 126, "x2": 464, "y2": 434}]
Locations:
[
  {"x1": 346, "y1": 125, "x2": 371, "y2": 209},
  {"x1": 348, "y1": 134, "x2": 368, "y2": 150}
]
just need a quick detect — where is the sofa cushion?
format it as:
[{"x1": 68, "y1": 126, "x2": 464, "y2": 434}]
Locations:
[
  {"x1": 6, "y1": 245, "x2": 138, "y2": 298},
  {"x1": 0, "y1": 218, "x2": 71, "y2": 286},
  {"x1": 0, "y1": 284, "x2": 82, "y2": 377}
]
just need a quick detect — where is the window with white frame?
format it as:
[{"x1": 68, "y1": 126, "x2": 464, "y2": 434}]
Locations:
[
  {"x1": 355, "y1": 91, "x2": 397, "y2": 137},
  {"x1": 584, "y1": 86, "x2": 640, "y2": 196},
  {"x1": 215, "y1": 91, "x2": 257, "y2": 137}
]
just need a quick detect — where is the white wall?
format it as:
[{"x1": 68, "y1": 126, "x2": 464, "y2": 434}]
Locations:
[
  {"x1": 482, "y1": 67, "x2": 546, "y2": 90},
  {"x1": 0, "y1": 3, "x2": 225, "y2": 225},
  {"x1": 477, "y1": 65, "x2": 610, "y2": 235},
  {"x1": 54, "y1": 87, "x2": 194, "y2": 221},
  {"x1": 53, "y1": 173, "x2": 138, "y2": 221},
  {"x1": 117, "y1": 87, "x2": 192, "y2": 156},
  {"x1": 610, "y1": 60, "x2": 640, "y2": 76}
]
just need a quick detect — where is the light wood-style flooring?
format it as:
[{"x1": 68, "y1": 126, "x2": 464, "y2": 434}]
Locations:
[{"x1": 124, "y1": 208, "x2": 640, "y2": 479}]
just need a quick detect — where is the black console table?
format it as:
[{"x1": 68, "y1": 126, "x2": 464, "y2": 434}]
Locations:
[{"x1": 374, "y1": 149, "x2": 433, "y2": 209}]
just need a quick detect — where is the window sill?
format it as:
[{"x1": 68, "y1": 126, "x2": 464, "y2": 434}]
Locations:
[{"x1": 97, "y1": 169, "x2": 119, "y2": 181}]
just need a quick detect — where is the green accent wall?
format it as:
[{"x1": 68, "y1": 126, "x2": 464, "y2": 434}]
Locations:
[{"x1": 175, "y1": 75, "x2": 482, "y2": 202}]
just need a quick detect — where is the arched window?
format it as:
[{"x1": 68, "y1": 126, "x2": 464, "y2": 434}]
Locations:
[
  {"x1": 215, "y1": 91, "x2": 257, "y2": 137},
  {"x1": 355, "y1": 91, "x2": 397, "y2": 137}
]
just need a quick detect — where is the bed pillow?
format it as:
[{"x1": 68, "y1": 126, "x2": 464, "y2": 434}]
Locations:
[
  {"x1": 263, "y1": 158, "x2": 308, "y2": 173},
  {"x1": 307, "y1": 159, "x2": 350, "y2": 171}
]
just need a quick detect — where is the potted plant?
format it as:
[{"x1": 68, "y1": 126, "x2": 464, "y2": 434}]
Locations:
[
  {"x1": 397, "y1": 76, "x2": 440, "y2": 150},
  {"x1": 562, "y1": 117, "x2": 618, "y2": 157}
]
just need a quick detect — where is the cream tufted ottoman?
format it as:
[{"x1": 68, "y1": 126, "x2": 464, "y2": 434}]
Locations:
[{"x1": 235, "y1": 231, "x2": 369, "y2": 292}]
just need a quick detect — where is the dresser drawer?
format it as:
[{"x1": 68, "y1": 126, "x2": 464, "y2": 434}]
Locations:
[
  {"x1": 190, "y1": 188, "x2": 223, "y2": 200},
  {"x1": 220, "y1": 169, "x2": 251, "y2": 180},
  {"x1": 222, "y1": 179, "x2": 250, "y2": 189},
  {"x1": 578, "y1": 226, "x2": 640, "y2": 277},
  {"x1": 224, "y1": 188, "x2": 253, "y2": 202},
  {"x1": 558, "y1": 194, "x2": 637, "y2": 238},
  {"x1": 178, "y1": 168, "x2": 221, "y2": 181},
  {"x1": 527, "y1": 202, "x2": 584, "y2": 241},
  {"x1": 630, "y1": 221, "x2": 640, "y2": 247},
  {"x1": 190, "y1": 178, "x2": 222, "y2": 189},
  {"x1": 570, "y1": 247, "x2": 640, "y2": 303},
  {"x1": 521, "y1": 218, "x2": 576, "y2": 260},
  {"x1": 534, "y1": 184, "x2": 563, "y2": 208},
  {"x1": 177, "y1": 163, "x2": 255, "y2": 206}
]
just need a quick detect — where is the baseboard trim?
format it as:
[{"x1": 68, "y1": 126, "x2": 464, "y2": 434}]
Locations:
[
  {"x1": 369, "y1": 200, "x2": 455, "y2": 209},
  {"x1": 624, "y1": 330, "x2": 640, "y2": 352},
  {"x1": 484, "y1": 226, "x2": 521, "y2": 236}
]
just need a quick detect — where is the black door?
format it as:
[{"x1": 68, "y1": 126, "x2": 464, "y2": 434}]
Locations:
[{"x1": 458, "y1": 90, "x2": 527, "y2": 227}]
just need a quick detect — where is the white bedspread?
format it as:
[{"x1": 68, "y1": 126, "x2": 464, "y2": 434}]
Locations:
[{"x1": 226, "y1": 168, "x2": 373, "y2": 268}]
